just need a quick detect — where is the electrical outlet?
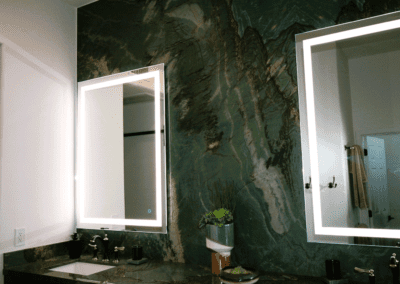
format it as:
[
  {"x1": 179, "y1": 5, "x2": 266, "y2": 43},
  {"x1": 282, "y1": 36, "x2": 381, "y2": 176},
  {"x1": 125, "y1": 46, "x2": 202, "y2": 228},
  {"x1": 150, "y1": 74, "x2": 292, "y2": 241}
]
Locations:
[{"x1": 14, "y1": 228, "x2": 25, "y2": 247}]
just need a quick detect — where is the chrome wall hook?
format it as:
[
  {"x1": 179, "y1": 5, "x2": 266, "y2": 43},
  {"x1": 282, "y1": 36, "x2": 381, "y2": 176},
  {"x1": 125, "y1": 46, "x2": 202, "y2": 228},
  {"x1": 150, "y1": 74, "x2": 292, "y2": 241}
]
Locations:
[
  {"x1": 329, "y1": 176, "x2": 337, "y2": 188},
  {"x1": 305, "y1": 177, "x2": 312, "y2": 189}
]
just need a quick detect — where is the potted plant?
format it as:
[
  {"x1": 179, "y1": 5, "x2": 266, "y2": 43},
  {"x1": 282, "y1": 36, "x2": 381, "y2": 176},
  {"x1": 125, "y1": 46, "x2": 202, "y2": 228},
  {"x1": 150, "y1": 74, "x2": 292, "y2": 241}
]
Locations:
[
  {"x1": 198, "y1": 208, "x2": 233, "y2": 228},
  {"x1": 198, "y1": 180, "x2": 237, "y2": 257},
  {"x1": 199, "y1": 208, "x2": 234, "y2": 255}
]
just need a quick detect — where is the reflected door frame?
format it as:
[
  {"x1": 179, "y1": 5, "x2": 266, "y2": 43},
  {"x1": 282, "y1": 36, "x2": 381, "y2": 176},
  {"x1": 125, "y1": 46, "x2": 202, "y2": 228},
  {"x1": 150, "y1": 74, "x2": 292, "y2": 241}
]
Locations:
[{"x1": 362, "y1": 135, "x2": 388, "y2": 229}]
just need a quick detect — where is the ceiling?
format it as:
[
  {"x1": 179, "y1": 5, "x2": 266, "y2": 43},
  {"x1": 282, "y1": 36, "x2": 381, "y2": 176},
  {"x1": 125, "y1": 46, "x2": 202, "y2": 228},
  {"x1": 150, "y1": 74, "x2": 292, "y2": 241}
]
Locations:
[{"x1": 60, "y1": 0, "x2": 98, "y2": 8}]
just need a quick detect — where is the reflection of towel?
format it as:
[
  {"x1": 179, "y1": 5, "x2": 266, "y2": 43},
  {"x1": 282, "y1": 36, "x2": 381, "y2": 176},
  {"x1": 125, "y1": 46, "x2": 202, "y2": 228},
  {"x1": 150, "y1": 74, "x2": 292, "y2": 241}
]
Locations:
[{"x1": 349, "y1": 145, "x2": 368, "y2": 209}]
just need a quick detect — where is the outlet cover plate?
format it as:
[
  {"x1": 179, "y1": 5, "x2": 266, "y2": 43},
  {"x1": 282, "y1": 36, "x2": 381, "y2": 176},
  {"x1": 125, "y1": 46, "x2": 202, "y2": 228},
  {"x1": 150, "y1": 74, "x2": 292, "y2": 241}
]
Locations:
[{"x1": 14, "y1": 228, "x2": 25, "y2": 247}]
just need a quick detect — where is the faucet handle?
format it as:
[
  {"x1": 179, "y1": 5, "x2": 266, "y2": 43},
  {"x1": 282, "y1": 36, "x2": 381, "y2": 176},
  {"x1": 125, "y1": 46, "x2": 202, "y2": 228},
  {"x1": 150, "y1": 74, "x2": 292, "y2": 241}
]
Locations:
[
  {"x1": 113, "y1": 246, "x2": 125, "y2": 263},
  {"x1": 88, "y1": 244, "x2": 98, "y2": 261},
  {"x1": 390, "y1": 253, "x2": 399, "y2": 268},
  {"x1": 90, "y1": 235, "x2": 101, "y2": 242},
  {"x1": 354, "y1": 267, "x2": 375, "y2": 284},
  {"x1": 104, "y1": 234, "x2": 108, "y2": 241},
  {"x1": 354, "y1": 267, "x2": 374, "y2": 276},
  {"x1": 114, "y1": 246, "x2": 125, "y2": 251}
]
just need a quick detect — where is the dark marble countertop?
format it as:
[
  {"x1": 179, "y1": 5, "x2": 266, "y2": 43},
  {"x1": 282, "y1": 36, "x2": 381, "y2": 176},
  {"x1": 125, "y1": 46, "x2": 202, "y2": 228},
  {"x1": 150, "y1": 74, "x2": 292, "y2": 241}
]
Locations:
[{"x1": 4, "y1": 254, "x2": 326, "y2": 284}]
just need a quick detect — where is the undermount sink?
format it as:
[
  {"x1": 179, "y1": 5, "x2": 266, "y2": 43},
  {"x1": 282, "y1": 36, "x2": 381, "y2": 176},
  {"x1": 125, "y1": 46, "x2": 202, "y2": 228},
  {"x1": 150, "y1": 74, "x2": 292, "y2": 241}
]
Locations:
[{"x1": 49, "y1": 262, "x2": 115, "y2": 276}]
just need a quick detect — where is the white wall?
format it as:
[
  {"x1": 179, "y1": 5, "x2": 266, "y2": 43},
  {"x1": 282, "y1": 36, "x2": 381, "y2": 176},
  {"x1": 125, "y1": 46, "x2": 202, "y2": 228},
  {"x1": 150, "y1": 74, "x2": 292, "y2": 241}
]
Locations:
[
  {"x1": 308, "y1": 43, "x2": 352, "y2": 243},
  {"x1": 349, "y1": 49, "x2": 400, "y2": 142},
  {"x1": 123, "y1": 101, "x2": 155, "y2": 133},
  {"x1": 312, "y1": 43, "x2": 354, "y2": 231},
  {"x1": 0, "y1": 0, "x2": 76, "y2": 84},
  {"x1": 336, "y1": 47, "x2": 358, "y2": 230},
  {"x1": 388, "y1": 51, "x2": 400, "y2": 131},
  {"x1": 0, "y1": 1, "x2": 76, "y2": 282},
  {"x1": 84, "y1": 86, "x2": 125, "y2": 219}
]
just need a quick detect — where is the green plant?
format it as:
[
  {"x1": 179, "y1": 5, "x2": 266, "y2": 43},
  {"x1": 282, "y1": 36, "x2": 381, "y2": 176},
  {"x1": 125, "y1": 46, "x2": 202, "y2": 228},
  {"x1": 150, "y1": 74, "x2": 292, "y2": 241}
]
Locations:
[
  {"x1": 198, "y1": 208, "x2": 233, "y2": 228},
  {"x1": 230, "y1": 266, "x2": 250, "y2": 274},
  {"x1": 198, "y1": 179, "x2": 238, "y2": 229},
  {"x1": 208, "y1": 179, "x2": 237, "y2": 213}
]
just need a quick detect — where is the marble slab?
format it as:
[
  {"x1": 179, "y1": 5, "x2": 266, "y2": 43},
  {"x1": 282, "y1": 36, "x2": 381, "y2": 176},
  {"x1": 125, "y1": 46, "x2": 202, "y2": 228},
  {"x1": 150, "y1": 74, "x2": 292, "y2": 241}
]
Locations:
[
  {"x1": 77, "y1": 0, "x2": 400, "y2": 283},
  {"x1": 4, "y1": 253, "x2": 325, "y2": 284}
]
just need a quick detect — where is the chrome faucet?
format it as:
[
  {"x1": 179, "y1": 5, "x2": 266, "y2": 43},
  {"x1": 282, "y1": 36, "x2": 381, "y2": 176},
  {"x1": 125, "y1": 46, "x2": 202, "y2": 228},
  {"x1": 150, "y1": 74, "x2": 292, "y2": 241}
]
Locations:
[
  {"x1": 88, "y1": 242, "x2": 98, "y2": 260},
  {"x1": 390, "y1": 253, "x2": 400, "y2": 284},
  {"x1": 89, "y1": 234, "x2": 110, "y2": 262},
  {"x1": 354, "y1": 267, "x2": 375, "y2": 284},
  {"x1": 113, "y1": 246, "x2": 125, "y2": 263}
]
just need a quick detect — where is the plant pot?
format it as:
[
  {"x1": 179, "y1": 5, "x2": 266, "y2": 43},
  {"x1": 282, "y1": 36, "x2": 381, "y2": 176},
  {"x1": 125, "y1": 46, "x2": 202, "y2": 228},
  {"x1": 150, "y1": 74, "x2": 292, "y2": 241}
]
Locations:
[
  {"x1": 206, "y1": 223, "x2": 234, "y2": 257},
  {"x1": 206, "y1": 223, "x2": 234, "y2": 246}
]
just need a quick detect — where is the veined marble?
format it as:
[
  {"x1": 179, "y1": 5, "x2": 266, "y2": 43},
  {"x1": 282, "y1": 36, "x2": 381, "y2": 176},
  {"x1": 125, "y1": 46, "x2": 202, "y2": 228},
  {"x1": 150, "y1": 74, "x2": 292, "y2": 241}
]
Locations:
[{"x1": 77, "y1": 0, "x2": 400, "y2": 283}]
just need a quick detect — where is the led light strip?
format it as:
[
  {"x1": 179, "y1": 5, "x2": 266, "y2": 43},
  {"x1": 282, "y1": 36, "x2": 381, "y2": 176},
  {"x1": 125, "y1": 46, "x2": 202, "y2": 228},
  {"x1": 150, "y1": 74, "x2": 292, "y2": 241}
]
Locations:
[{"x1": 303, "y1": 18, "x2": 400, "y2": 238}]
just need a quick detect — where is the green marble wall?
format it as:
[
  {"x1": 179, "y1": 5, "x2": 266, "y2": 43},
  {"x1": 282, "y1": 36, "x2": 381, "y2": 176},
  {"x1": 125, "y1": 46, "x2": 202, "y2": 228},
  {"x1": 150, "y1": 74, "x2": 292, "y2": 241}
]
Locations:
[{"x1": 77, "y1": 0, "x2": 400, "y2": 282}]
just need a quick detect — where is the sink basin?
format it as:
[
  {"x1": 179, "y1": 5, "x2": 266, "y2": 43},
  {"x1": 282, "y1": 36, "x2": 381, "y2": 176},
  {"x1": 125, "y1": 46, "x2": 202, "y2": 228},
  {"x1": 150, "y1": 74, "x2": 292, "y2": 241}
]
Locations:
[{"x1": 49, "y1": 262, "x2": 115, "y2": 276}]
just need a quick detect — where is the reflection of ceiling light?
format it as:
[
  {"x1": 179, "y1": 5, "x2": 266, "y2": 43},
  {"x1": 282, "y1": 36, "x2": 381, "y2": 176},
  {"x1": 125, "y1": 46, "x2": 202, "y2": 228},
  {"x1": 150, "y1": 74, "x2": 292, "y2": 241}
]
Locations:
[{"x1": 303, "y1": 17, "x2": 400, "y2": 238}]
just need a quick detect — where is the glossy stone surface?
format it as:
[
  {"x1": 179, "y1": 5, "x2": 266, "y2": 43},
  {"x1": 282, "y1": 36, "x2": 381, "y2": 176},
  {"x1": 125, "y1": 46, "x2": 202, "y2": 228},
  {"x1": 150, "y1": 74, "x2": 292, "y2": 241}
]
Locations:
[
  {"x1": 4, "y1": 251, "x2": 324, "y2": 284},
  {"x1": 77, "y1": 0, "x2": 400, "y2": 283},
  {"x1": 3, "y1": 241, "x2": 69, "y2": 269}
]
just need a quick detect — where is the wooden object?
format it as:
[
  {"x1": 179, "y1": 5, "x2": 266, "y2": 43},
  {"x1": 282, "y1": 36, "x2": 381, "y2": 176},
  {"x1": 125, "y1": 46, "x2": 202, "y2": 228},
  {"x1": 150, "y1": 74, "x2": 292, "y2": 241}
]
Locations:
[{"x1": 211, "y1": 252, "x2": 230, "y2": 275}]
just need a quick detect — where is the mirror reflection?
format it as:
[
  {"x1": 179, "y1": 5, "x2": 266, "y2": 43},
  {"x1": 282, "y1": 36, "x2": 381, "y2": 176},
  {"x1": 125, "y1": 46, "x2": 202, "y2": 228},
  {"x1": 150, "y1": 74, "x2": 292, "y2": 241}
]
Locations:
[
  {"x1": 77, "y1": 64, "x2": 167, "y2": 233},
  {"x1": 311, "y1": 28, "x2": 400, "y2": 234},
  {"x1": 123, "y1": 79, "x2": 157, "y2": 220},
  {"x1": 296, "y1": 11, "x2": 400, "y2": 246}
]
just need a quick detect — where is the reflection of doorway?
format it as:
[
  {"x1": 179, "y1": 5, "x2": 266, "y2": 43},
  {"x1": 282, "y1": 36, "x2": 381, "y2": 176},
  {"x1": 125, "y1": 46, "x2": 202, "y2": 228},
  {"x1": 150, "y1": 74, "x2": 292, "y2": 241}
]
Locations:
[
  {"x1": 363, "y1": 136, "x2": 389, "y2": 229},
  {"x1": 362, "y1": 133, "x2": 400, "y2": 230}
]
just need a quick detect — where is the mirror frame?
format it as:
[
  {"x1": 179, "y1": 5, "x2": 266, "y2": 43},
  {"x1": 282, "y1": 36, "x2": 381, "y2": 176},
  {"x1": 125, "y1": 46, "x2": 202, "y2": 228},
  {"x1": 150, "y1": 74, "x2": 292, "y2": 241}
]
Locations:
[
  {"x1": 76, "y1": 64, "x2": 167, "y2": 233},
  {"x1": 296, "y1": 12, "x2": 400, "y2": 239}
]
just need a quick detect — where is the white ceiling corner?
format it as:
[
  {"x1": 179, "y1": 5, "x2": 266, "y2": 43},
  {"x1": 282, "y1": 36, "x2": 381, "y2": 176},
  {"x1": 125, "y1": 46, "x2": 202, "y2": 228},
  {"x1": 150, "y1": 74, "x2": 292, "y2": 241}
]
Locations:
[{"x1": 60, "y1": 0, "x2": 98, "y2": 8}]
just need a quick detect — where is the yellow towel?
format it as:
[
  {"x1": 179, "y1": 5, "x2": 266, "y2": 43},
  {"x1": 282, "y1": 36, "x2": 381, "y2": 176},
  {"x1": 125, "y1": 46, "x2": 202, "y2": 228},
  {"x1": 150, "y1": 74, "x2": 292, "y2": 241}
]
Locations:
[{"x1": 349, "y1": 145, "x2": 368, "y2": 209}]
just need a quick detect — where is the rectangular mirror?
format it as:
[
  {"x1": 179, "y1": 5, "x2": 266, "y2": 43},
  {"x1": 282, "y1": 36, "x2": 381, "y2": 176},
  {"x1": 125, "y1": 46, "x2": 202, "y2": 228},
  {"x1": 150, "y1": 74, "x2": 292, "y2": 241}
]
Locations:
[
  {"x1": 296, "y1": 11, "x2": 400, "y2": 245},
  {"x1": 76, "y1": 64, "x2": 168, "y2": 233}
]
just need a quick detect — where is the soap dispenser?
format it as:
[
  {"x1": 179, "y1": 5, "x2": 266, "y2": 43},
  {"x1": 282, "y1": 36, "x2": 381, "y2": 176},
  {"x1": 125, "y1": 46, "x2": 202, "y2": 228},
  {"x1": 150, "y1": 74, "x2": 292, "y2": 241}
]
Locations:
[{"x1": 68, "y1": 233, "x2": 83, "y2": 259}]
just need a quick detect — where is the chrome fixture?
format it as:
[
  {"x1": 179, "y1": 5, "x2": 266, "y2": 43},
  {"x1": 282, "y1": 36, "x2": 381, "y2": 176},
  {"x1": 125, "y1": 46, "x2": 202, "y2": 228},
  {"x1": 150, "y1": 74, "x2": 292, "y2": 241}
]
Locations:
[
  {"x1": 354, "y1": 267, "x2": 375, "y2": 284},
  {"x1": 90, "y1": 234, "x2": 110, "y2": 262},
  {"x1": 305, "y1": 177, "x2": 311, "y2": 189},
  {"x1": 88, "y1": 243, "x2": 98, "y2": 260},
  {"x1": 390, "y1": 253, "x2": 400, "y2": 284},
  {"x1": 328, "y1": 176, "x2": 337, "y2": 188},
  {"x1": 113, "y1": 246, "x2": 125, "y2": 263}
]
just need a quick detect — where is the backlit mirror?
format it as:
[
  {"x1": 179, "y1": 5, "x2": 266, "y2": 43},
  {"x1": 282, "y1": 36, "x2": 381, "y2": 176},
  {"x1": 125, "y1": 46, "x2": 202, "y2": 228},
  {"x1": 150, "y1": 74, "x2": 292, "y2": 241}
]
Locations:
[
  {"x1": 76, "y1": 64, "x2": 168, "y2": 233},
  {"x1": 296, "y1": 11, "x2": 400, "y2": 245}
]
